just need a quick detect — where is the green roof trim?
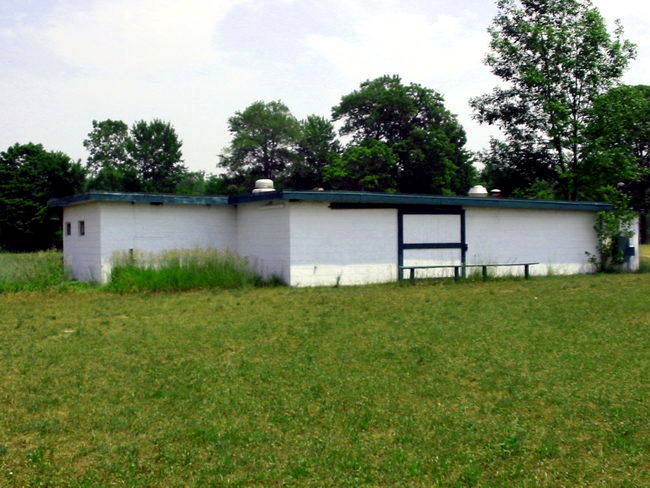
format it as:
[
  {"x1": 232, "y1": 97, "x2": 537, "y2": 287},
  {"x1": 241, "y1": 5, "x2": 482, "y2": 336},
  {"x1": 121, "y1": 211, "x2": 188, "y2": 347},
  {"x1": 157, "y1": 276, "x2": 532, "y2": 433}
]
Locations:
[
  {"x1": 49, "y1": 190, "x2": 612, "y2": 212},
  {"x1": 230, "y1": 190, "x2": 612, "y2": 211},
  {"x1": 48, "y1": 192, "x2": 230, "y2": 207}
]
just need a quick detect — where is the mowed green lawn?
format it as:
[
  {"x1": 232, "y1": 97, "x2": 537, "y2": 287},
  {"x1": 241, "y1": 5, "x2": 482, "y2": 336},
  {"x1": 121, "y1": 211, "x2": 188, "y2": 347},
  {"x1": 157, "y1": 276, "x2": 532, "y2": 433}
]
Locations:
[{"x1": 0, "y1": 262, "x2": 649, "y2": 486}]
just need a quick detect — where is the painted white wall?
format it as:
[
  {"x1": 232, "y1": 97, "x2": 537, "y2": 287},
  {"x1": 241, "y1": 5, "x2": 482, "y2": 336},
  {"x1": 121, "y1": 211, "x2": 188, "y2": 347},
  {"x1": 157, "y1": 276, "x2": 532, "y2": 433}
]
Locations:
[
  {"x1": 465, "y1": 208, "x2": 599, "y2": 276},
  {"x1": 403, "y1": 214, "x2": 460, "y2": 243},
  {"x1": 62, "y1": 203, "x2": 102, "y2": 282},
  {"x1": 235, "y1": 201, "x2": 291, "y2": 283},
  {"x1": 403, "y1": 248, "x2": 463, "y2": 279},
  {"x1": 287, "y1": 203, "x2": 613, "y2": 284},
  {"x1": 61, "y1": 198, "x2": 634, "y2": 286},
  {"x1": 97, "y1": 202, "x2": 236, "y2": 282},
  {"x1": 64, "y1": 201, "x2": 235, "y2": 283},
  {"x1": 288, "y1": 202, "x2": 397, "y2": 286},
  {"x1": 402, "y1": 213, "x2": 462, "y2": 279}
]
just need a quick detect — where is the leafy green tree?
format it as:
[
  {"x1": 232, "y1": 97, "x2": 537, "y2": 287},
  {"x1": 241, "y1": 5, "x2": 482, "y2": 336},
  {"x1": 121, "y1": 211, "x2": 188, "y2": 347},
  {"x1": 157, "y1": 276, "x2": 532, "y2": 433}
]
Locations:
[
  {"x1": 83, "y1": 119, "x2": 129, "y2": 176},
  {"x1": 332, "y1": 75, "x2": 473, "y2": 194},
  {"x1": 0, "y1": 143, "x2": 85, "y2": 251},
  {"x1": 324, "y1": 140, "x2": 398, "y2": 192},
  {"x1": 125, "y1": 119, "x2": 186, "y2": 193},
  {"x1": 204, "y1": 174, "x2": 240, "y2": 195},
  {"x1": 583, "y1": 85, "x2": 649, "y2": 194},
  {"x1": 288, "y1": 115, "x2": 341, "y2": 189},
  {"x1": 479, "y1": 140, "x2": 557, "y2": 198},
  {"x1": 86, "y1": 165, "x2": 142, "y2": 192},
  {"x1": 471, "y1": 0, "x2": 636, "y2": 200},
  {"x1": 584, "y1": 84, "x2": 649, "y2": 240},
  {"x1": 83, "y1": 119, "x2": 141, "y2": 192},
  {"x1": 175, "y1": 172, "x2": 244, "y2": 196},
  {"x1": 174, "y1": 171, "x2": 208, "y2": 195},
  {"x1": 219, "y1": 101, "x2": 300, "y2": 181}
]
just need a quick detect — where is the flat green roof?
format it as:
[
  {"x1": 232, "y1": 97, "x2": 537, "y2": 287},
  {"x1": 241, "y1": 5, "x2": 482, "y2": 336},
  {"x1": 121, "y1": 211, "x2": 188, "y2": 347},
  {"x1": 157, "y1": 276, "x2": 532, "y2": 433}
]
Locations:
[
  {"x1": 48, "y1": 192, "x2": 230, "y2": 207},
  {"x1": 48, "y1": 190, "x2": 612, "y2": 212},
  {"x1": 230, "y1": 190, "x2": 612, "y2": 211}
]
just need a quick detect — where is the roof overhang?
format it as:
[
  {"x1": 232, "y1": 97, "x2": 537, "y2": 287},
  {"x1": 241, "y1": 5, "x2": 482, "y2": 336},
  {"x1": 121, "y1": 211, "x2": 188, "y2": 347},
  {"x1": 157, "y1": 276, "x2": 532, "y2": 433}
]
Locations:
[
  {"x1": 48, "y1": 192, "x2": 230, "y2": 207},
  {"x1": 230, "y1": 190, "x2": 612, "y2": 212},
  {"x1": 49, "y1": 190, "x2": 612, "y2": 212}
]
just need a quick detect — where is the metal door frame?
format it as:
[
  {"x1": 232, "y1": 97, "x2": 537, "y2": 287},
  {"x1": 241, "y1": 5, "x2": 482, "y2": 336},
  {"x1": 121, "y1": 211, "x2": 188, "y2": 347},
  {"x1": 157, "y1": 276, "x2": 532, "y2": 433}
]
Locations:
[{"x1": 397, "y1": 208, "x2": 467, "y2": 280}]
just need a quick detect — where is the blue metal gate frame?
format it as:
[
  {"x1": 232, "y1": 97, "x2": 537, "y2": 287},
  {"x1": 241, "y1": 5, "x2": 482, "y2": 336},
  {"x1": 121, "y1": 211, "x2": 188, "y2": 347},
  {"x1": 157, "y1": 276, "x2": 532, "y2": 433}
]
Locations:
[{"x1": 397, "y1": 208, "x2": 467, "y2": 280}]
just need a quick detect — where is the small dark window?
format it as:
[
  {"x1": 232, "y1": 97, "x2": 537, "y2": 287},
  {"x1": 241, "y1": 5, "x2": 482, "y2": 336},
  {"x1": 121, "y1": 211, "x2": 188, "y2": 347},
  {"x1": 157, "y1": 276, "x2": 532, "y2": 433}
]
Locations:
[
  {"x1": 65, "y1": 222, "x2": 71, "y2": 236},
  {"x1": 78, "y1": 220, "x2": 85, "y2": 236}
]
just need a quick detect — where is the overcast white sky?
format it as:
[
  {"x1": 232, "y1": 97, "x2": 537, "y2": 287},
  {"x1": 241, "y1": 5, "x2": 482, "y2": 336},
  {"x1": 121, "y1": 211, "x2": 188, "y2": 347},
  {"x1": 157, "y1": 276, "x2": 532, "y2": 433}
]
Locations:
[{"x1": 1, "y1": 0, "x2": 648, "y2": 173}]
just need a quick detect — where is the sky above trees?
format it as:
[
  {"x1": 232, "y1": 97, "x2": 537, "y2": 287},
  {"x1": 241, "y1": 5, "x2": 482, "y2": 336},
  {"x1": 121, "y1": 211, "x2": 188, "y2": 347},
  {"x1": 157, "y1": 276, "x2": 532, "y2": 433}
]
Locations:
[{"x1": 0, "y1": 0, "x2": 648, "y2": 172}]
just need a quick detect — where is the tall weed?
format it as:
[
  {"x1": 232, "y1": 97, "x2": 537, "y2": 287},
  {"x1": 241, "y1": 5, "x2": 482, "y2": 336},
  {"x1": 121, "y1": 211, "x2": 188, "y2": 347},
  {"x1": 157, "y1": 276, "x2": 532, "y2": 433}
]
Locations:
[
  {"x1": 0, "y1": 251, "x2": 66, "y2": 292},
  {"x1": 107, "y1": 249, "x2": 271, "y2": 292}
]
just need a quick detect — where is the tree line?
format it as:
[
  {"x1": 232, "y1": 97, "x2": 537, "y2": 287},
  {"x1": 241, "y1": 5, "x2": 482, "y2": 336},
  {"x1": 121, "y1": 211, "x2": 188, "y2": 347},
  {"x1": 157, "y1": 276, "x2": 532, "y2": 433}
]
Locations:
[{"x1": 1, "y1": 0, "x2": 647, "y2": 251}]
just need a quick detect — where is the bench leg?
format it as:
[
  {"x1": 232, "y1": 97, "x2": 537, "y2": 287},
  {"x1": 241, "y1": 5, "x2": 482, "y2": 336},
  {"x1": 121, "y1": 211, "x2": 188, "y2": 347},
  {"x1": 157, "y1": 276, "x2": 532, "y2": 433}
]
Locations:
[
  {"x1": 524, "y1": 264, "x2": 530, "y2": 279},
  {"x1": 454, "y1": 266, "x2": 459, "y2": 281},
  {"x1": 482, "y1": 266, "x2": 487, "y2": 278}
]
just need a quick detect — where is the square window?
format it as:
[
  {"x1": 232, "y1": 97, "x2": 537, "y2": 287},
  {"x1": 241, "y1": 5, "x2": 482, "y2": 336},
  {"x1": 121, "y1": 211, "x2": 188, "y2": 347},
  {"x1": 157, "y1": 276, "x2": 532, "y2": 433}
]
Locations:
[
  {"x1": 78, "y1": 220, "x2": 85, "y2": 236},
  {"x1": 65, "y1": 222, "x2": 71, "y2": 236}
]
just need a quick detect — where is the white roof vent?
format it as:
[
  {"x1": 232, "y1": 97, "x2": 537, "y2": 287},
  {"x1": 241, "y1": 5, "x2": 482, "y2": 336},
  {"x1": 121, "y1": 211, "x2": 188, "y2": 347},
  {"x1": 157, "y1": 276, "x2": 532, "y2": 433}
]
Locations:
[
  {"x1": 252, "y1": 179, "x2": 275, "y2": 194},
  {"x1": 468, "y1": 185, "x2": 488, "y2": 197}
]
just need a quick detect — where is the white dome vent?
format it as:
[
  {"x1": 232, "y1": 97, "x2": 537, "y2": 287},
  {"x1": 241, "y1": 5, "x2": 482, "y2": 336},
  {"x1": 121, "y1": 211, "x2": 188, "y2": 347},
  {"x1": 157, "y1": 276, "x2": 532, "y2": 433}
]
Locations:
[
  {"x1": 468, "y1": 185, "x2": 488, "y2": 197},
  {"x1": 252, "y1": 179, "x2": 275, "y2": 194}
]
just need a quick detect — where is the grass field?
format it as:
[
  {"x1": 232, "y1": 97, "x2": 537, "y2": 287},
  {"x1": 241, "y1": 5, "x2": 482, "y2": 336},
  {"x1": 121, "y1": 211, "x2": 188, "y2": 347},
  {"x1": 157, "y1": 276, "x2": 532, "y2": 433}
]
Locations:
[{"x1": 1, "y1": 256, "x2": 649, "y2": 487}]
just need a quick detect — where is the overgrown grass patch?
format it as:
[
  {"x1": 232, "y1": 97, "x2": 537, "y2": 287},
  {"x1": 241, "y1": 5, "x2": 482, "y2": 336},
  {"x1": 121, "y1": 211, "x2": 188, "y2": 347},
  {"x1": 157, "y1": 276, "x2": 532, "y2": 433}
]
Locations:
[
  {"x1": 0, "y1": 271, "x2": 648, "y2": 486},
  {"x1": 639, "y1": 243, "x2": 650, "y2": 273},
  {"x1": 107, "y1": 249, "x2": 273, "y2": 292},
  {"x1": 0, "y1": 251, "x2": 67, "y2": 292}
]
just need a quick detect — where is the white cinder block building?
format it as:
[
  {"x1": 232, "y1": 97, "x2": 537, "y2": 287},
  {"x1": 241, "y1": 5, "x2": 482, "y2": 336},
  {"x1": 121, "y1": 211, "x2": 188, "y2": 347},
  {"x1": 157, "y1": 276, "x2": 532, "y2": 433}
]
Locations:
[{"x1": 49, "y1": 189, "x2": 640, "y2": 286}]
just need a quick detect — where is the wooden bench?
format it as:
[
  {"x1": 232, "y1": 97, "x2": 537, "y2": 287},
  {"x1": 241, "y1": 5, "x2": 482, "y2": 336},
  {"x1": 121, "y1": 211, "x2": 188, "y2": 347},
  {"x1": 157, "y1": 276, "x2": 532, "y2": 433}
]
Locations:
[{"x1": 399, "y1": 262, "x2": 539, "y2": 281}]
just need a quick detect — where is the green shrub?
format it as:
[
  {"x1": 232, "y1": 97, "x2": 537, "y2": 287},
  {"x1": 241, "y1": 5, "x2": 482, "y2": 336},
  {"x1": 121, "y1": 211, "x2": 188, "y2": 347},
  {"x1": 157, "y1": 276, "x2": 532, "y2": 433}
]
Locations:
[
  {"x1": 0, "y1": 250, "x2": 66, "y2": 292},
  {"x1": 107, "y1": 249, "x2": 271, "y2": 292},
  {"x1": 588, "y1": 208, "x2": 637, "y2": 272}
]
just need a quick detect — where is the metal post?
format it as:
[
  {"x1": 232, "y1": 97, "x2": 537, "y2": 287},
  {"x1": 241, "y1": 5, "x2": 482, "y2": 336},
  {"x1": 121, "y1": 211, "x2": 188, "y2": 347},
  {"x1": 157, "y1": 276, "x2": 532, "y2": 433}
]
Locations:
[
  {"x1": 524, "y1": 264, "x2": 530, "y2": 279},
  {"x1": 482, "y1": 265, "x2": 487, "y2": 278},
  {"x1": 397, "y1": 209, "x2": 404, "y2": 281},
  {"x1": 460, "y1": 210, "x2": 467, "y2": 278},
  {"x1": 454, "y1": 266, "x2": 459, "y2": 281},
  {"x1": 409, "y1": 268, "x2": 414, "y2": 282}
]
